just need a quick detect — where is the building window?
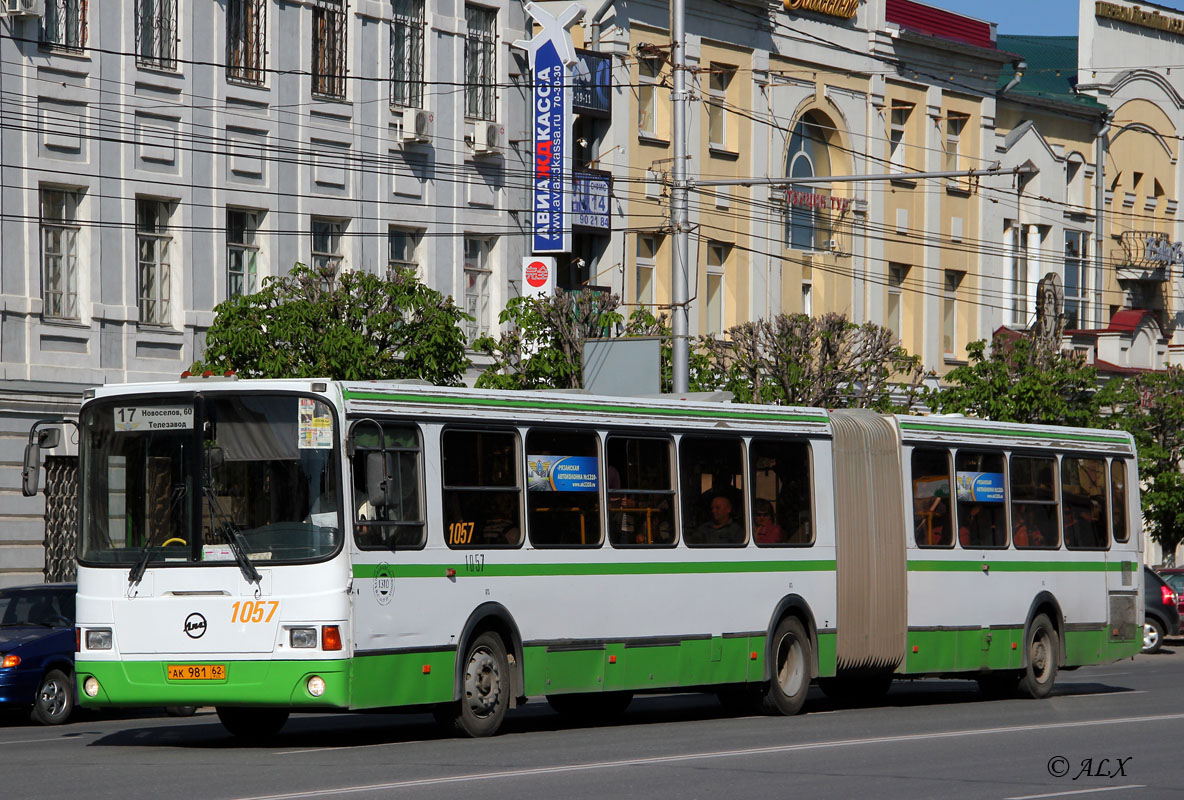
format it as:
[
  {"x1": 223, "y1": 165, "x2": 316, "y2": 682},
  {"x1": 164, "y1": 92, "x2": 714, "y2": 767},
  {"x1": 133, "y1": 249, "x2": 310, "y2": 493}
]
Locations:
[
  {"x1": 464, "y1": 5, "x2": 496, "y2": 121},
  {"x1": 311, "y1": 218, "x2": 345, "y2": 272},
  {"x1": 388, "y1": 227, "x2": 421, "y2": 276},
  {"x1": 942, "y1": 270, "x2": 961, "y2": 357},
  {"x1": 637, "y1": 56, "x2": 661, "y2": 137},
  {"x1": 41, "y1": 188, "x2": 81, "y2": 320},
  {"x1": 136, "y1": 0, "x2": 179, "y2": 70},
  {"x1": 313, "y1": 0, "x2": 347, "y2": 99},
  {"x1": 391, "y1": 0, "x2": 425, "y2": 109},
  {"x1": 227, "y1": 209, "x2": 261, "y2": 298},
  {"x1": 1066, "y1": 160, "x2": 1085, "y2": 211},
  {"x1": 705, "y1": 241, "x2": 728, "y2": 336},
  {"x1": 464, "y1": 236, "x2": 493, "y2": 341},
  {"x1": 801, "y1": 282, "x2": 812, "y2": 316},
  {"x1": 41, "y1": 0, "x2": 87, "y2": 51},
  {"x1": 227, "y1": 0, "x2": 267, "y2": 85},
  {"x1": 636, "y1": 234, "x2": 659, "y2": 312},
  {"x1": 1064, "y1": 230, "x2": 1089, "y2": 330},
  {"x1": 943, "y1": 112, "x2": 967, "y2": 174},
  {"x1": 1005, "y1": 221, "x2": 1027, "y2": 327},
  {"x1": 136, "y1": 198, "x2": 172, "y2": 325},
  {"x1": 786, "y1": 113, "x2": 831, "y2": 251},
  {"x1": 889, "y1": 103, "x2": 912, "y2": 174},
  {"x1": 887, "y1": 263, "x2": 907, "y2": 341},
  {"x1": 707, "y1": 64, "x2": 733, "y2": 149}
]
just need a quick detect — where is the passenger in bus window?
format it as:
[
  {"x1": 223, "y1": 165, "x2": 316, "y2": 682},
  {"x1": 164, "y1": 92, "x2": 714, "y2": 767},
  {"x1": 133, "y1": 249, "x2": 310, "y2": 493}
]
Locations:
[
  {"x1": 693, "y1": 495, "x2": 743, "y2": 544},
  {"x1": 481, "y1": 494, "x2": 520, "y2": 545},
  {"x1": 753, "y1": 499, "x2": 784, "y2": 544},
  {"x1": 1013, "y1": 507, "x2": 1043, "y2": 548}
]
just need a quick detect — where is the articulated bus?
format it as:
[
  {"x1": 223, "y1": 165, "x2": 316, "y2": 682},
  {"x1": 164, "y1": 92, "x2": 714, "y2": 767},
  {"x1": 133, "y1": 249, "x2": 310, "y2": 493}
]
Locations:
[{"x1": 35, "y1": 377, "x2": 1143, "y2": 738}]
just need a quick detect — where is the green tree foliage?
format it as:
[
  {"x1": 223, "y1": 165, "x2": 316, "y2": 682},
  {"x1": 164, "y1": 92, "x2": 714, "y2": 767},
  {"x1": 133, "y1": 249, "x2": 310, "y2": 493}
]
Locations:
[
  {"x1": 191, "y1": 263, "x2": 470, "y2": 384},
  {"x1": 698, "y1": 312, "x2": 926, "y2": 410},
  {"x1": 474, "y1": 290, "x2": 624, "y2": 389},
  {"x1": 1105, "y1": 368, "x2": 1184, "y2": 560},
  {"x1": 927, "y1": 334, "x2": 1101, "y2": 426}
]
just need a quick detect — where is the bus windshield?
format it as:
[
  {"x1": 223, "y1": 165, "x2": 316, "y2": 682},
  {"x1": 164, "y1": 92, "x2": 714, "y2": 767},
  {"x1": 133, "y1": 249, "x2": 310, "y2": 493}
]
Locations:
[{"x1": 79, "y1": 393, "x2": 342, "y2": 566}]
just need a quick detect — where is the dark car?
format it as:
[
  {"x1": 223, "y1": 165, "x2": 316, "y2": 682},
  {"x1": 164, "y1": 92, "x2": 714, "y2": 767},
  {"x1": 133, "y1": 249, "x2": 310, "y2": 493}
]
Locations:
[
  {"x1": 1155, "y1": 568, "x2": 1184, "y2": 618},
  {"x1": 0, "y1": 583, "x2": 76, "y2": 724},
  {"x1": 1143, "y1": 567, "x2": 1181, "y2": 654}
]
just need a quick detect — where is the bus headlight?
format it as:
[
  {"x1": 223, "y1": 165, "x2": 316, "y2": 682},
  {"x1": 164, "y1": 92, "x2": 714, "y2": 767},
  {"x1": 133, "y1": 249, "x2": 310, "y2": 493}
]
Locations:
[
  {"x1": 86, "y1": 629, "x2": 112, "y2": 650},
  {"x1": 307, "y1": 676, "x2": 326, "y2": 697},
  {"x1": 290, "y1": 628, "x2": 317, "y2": 648},
  {"x1": 83, "y1": 677, "x2": 100, "y2": 697}
]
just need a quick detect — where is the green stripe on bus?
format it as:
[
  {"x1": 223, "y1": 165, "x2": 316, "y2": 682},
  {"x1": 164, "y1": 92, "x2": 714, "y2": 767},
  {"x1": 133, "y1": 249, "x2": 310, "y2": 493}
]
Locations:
[
  {"x1": 352, "y1": 560, "x2": 837, "y2": 579},
  {"x1": 908, "y1": 560, "x2": 1123, "y2": 572},
  {"x1": 897, "y1": 420, "x2": 1129, "y2": 445},
  {"x1": 342, "y1": 389, "x2": 830, "y2": 424}
]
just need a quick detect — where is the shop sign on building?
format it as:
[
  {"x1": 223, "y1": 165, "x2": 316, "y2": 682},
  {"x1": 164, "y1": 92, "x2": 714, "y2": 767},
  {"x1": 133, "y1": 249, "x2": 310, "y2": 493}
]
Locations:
[
  {"x1": 573, "y1": 50, "x2": 612, "y2": 117},
  {"x1": 1096, "y1": 1, "x2": 1184, "y2": 36},
  {"x1": 516, "y1": 3, "x2": 584, "y2": 254},
  {"x1": 786, "y1": 189, "x2": 852, "y2": 214},
  {"x1": 573, "y1": 171, "x2": 612, "y2": 230}
]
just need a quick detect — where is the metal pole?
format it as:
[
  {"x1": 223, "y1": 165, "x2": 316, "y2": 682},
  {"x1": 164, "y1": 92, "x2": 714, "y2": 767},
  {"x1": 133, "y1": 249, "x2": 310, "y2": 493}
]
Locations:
[{"x1": 670, "y1": 0, "x2": 690, "y2": 394}]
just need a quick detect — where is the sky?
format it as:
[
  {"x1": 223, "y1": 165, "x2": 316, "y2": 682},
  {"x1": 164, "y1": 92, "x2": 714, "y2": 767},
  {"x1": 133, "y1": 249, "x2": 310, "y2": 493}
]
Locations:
[{"x1": 926, "y1": 0, "x2": 1184, "y2": 36}]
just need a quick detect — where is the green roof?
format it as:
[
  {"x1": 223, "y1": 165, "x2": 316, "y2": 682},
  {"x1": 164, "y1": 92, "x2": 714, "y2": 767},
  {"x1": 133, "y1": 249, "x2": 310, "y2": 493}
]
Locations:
[{"x1": 996, "y1": 35, "x2": 1107, "y2": 111}]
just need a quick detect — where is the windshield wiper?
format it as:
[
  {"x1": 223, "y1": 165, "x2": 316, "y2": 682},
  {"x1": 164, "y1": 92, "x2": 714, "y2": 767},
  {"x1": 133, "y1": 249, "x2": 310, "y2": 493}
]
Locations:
[
  {"x1": 218, "y1": 522, "x2": 261, "y2": 585},
  {"x1": 129, "y1": 484, "x2": 188, "y2": 586}
]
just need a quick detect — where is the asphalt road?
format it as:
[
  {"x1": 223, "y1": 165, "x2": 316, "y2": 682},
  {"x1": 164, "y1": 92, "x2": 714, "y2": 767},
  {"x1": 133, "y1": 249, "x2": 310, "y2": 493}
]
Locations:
[{"x1": 5, "y1": 645, "x2": 1184, "y2": 800}]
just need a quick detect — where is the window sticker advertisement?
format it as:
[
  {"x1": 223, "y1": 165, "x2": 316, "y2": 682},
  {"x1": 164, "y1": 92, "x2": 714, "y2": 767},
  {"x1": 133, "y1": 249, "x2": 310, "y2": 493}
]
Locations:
[
  {"x1": 955, "y1": 472, "x2": 1005, "y2": 503},
  {"x1": 298, "y1": 398, "x2": 333, "y2": 449},
  {"x1": 113, "y1": 405, "x2": 194, "y2": 433},
  {"x1": 528, "y1": 455, "x2": 599, "y2": 491}
]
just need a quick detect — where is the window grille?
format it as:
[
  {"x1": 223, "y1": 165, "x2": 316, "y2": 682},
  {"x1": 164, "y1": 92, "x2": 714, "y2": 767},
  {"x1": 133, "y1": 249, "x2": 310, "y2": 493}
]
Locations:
[
  {"x1": 41, "y1": 0, "x2": 87, "y2": 52},
  {"x1": 313, "y1": 0, "x2": 348, "y2": 99},
  {"x1": 228, "y1": 0, "x2": 267, "y2": 85},
  {"x1": 391, "y1": 0, "x2": 425, "y2": 108},
  {"x1": 135, "y1": 0, "x2": 179, "y2": 70}
]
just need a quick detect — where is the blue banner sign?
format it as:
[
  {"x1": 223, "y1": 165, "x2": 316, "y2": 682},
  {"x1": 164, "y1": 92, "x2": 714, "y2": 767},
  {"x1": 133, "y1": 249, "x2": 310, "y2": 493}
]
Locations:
[
  {"x1": 573, "y1": 50, "x2": 612, "y2": 116},
  {"x1": 532, "y1": 39, "x2": 571, "y2": 253},
  {"x1": 528, "y1": 455, "x2": 599, "y2": 492},
  {"x1": 955, "y1": 472, "x2": 1005, "y2": 503}
]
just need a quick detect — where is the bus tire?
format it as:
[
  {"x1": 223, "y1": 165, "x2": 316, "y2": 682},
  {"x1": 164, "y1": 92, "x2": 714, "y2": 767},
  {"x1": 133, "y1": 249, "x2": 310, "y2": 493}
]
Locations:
[
  {"x1": 443, "y1": 631, "x2": 510, "y2": 737},
  {"x1": 215, "y1": 707, "x2": 289, "y2": 739},
  {"x1": 547, "y1": 691, "x2": 633, "y2": 721},
  {"x1": 30, "y1": 668, "x2": 74, "y2": 725},
  {"x1": 761, "y1": 617, "x2": 811, "y2": 716},
  {"x1": 1018, "y1": 613, "x2": 1058, "y2": 699}
]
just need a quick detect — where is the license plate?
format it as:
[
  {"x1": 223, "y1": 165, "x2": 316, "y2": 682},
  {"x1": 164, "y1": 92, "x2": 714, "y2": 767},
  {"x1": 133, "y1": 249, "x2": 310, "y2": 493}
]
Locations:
[{"x1": 167, "y1": 664, "x2": 226, "y2": 681}]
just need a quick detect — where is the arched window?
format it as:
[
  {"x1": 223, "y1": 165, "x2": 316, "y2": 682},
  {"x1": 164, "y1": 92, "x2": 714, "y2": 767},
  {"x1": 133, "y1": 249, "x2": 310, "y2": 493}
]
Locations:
[{"x1": 786, "y1": 113, "x2": 832, "y2": 251}]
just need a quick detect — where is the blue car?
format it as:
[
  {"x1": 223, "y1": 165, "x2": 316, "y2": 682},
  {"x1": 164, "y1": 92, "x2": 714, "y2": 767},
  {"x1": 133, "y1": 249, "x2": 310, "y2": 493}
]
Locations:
[{"x1": 0, "y1": 583, "x2": 76, "y2": 725}]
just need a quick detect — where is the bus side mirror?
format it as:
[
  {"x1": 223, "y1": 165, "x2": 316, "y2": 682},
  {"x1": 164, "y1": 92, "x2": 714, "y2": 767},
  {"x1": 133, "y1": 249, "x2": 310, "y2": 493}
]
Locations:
[
  {"x1": 22, "y1": 428, "x2": 60, "y2": 497},
  {"x1": 366, "y1": 452, "x2": 394, "y2": 508}
]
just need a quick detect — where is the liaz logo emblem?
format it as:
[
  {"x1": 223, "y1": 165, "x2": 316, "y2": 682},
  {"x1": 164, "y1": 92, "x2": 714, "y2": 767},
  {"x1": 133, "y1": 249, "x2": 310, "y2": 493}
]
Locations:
[{"x1": 183, "y1": 612, "x2": 207, "y2": 639}]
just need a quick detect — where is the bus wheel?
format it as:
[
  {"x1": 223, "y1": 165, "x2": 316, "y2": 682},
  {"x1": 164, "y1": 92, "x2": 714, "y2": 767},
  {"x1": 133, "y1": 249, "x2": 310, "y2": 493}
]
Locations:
[
  {"x1": 1018, "y1": 614, "x2": 1058, "y2": 699},
  {"x1": 216, "y1": 707, "x2": 289, "y2": 739},
  {"x1": 762, "y1": 617, "x2": 811, "y2": 716},
  {"x1": 447, "y1": 632, "x2": 510, "y2": 737},
  {"x1": 547, "y1": 691, "x2": 633, "y2": 721}
]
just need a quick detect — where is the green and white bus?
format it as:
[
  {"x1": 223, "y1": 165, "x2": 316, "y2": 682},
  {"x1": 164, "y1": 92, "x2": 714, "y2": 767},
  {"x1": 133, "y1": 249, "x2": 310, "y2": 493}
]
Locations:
[{"x1": 36, "y1": 377, "x2": 1143, "y2": 738}]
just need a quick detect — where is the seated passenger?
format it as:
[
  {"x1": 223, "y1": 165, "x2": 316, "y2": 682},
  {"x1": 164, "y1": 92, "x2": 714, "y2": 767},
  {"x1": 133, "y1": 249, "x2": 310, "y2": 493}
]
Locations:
[
  {"x1": 753, "y1": 499, "x2": 784, "y2": 544},
  {"x1": 693, "y1": 495, "x2": 743, "y2": 544}
]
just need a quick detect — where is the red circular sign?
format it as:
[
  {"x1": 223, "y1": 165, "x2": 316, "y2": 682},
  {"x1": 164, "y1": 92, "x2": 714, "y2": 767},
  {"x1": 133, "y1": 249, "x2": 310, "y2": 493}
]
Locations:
[{"x1": 525, "y1": 260, "x2": 550, "y2": 288}]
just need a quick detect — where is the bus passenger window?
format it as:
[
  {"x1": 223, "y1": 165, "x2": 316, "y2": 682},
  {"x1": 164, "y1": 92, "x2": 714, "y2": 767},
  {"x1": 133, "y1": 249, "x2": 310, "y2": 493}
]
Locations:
[
  {"x1": 442, "y1": 429, "x2": 522, "y2": 548},
  {"x1": 912, "y1": 448, "x2": 952, "y2": 547},
  {"x1": 606, "y1": 436, "x2": 675, "y2": 547},
  {"x1": 1111, "y1": 460, "x2": 1129, "y2": 543},
  {"x1": 681, "y1": 436, "x2": 745, "y2": 546},
  {"x1": 1062, "y1": 457, "x2": 1107, "y2": 550},
  {"x1": 750, "y1": 439, "x2": 813, "y2": 546},
  {"x1": 526, "y1": 430, "x2": 602, "y2": 547},
  {"x1": 954, "y1": 450, "x2": 1006, "y2": 549},
  {"x1": 1011, "y1": 455, "x2": 1059, "y2": 549},
  {"x1": 350, "y1": 423, "x2": 425, "y2": 549}
]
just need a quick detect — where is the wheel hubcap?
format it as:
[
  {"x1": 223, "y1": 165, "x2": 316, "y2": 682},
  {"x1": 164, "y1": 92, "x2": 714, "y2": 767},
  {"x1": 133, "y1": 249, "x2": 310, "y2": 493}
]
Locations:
[
  {"x1": 1031, "y1": 631, "x2": 1051, "y2": 681},
  {"x1": 776, "y1": 634, "x2": 806, "y2": 696},
  {"x1": 1144, "y1": 623, "x2": 1159, "y2": 650},
  {"x1": 464, "y1": 647, "x2": 501, "y2": 718},
  {"x1": 40, "y1": 679, "x2": 66, "y2": 717}
]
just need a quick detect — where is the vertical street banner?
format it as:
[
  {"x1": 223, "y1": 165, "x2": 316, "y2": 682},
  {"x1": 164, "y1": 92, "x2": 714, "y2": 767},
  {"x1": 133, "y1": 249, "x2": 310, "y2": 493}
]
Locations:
[
  {"x1": 532, "y1": 40, "x2": 570, "y2": 253},
  {"x1": 517, "y1": 3, "x2": 584, "y2": 255}
]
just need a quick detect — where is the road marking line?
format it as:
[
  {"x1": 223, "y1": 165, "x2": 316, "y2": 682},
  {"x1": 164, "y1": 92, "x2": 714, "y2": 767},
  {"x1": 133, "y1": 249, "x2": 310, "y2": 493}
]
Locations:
[
  {"x1": 1005, "y1": 785, "x2": 1145, "y2": 799},
  {"x1": 249, "y1": 713, "x2": 1184, "y2": 799}
]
